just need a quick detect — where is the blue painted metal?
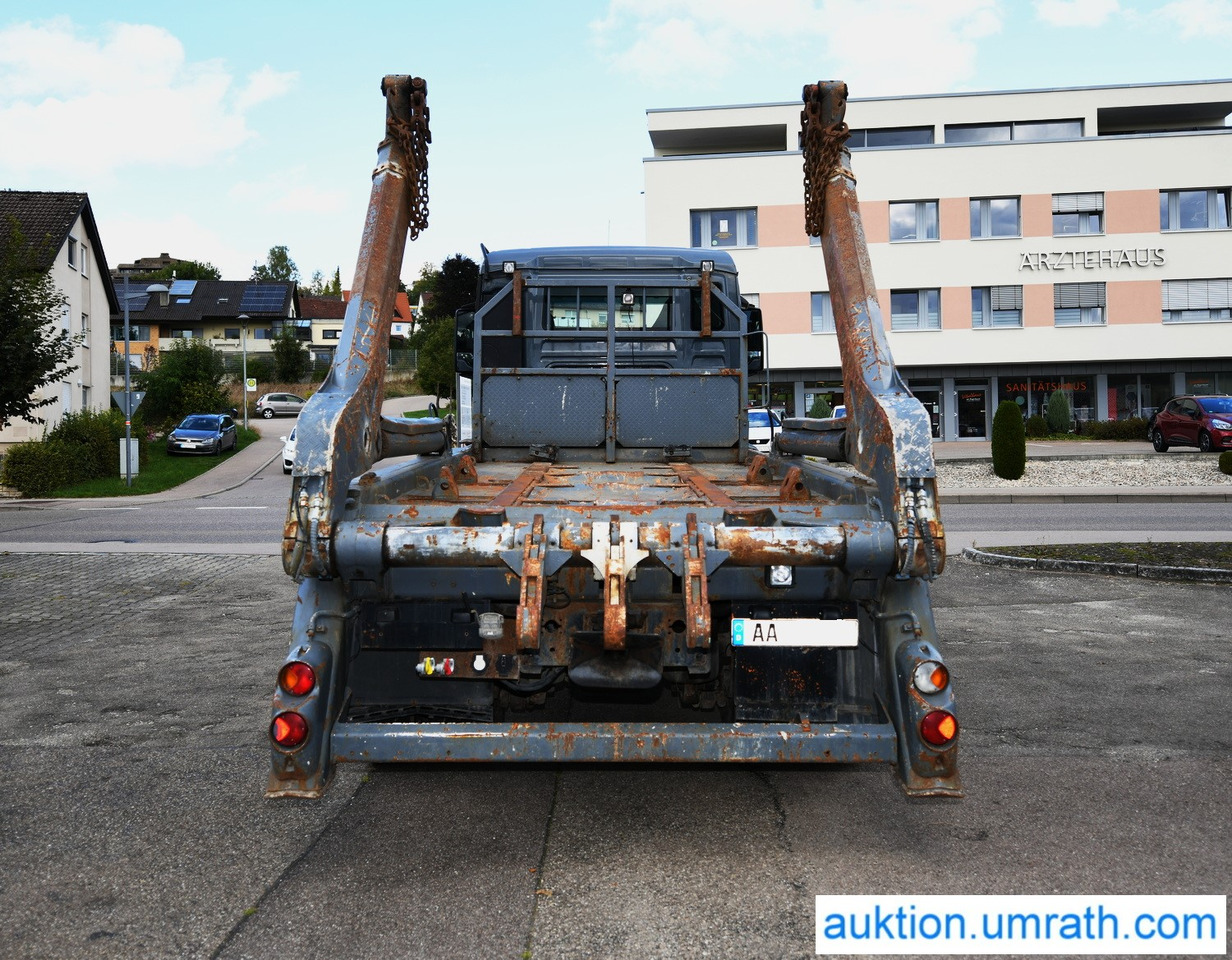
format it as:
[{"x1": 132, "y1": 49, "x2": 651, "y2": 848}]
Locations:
[{"x1": 331, "y1": 721, "x2": 899, "y2": 763}]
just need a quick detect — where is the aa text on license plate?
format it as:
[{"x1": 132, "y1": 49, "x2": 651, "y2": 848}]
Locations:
[{"x1": 731, "y1": 618, "x2": 859, "y2": 647}]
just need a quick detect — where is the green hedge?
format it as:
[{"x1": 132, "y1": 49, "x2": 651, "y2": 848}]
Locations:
[
  {"x1": 1220, "y1": 451, "x2": 1232, "y2": 476},
  {"x1": 1076, "y1": 418, "x2": 1150, "y2": 441},
  {"x1": 0, "y1": 440, "x2": 86, "y2": 496},
  {"x1": 1024, "y1": 415, "x2": 1049, "y2": 438}
]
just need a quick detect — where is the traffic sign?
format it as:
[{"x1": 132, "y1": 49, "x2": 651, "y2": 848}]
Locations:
[{"x1": 111, "y1": 391, "x2": 146, "y2": 416}]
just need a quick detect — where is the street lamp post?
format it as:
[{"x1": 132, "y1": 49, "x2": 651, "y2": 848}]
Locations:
[
  {"x1": 122, "y1": 273, "x2": 133, "y2": 486},
  {"x1": 238, "y1": 314, "x2": 249, "y2": 431}
]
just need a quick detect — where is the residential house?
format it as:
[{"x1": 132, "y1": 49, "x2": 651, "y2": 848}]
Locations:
[{"x1": 0, "y1": 190, "x2": 119, "y2": 447}]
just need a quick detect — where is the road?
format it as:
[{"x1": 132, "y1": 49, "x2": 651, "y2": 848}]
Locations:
[
  {"x1": 0, "y1": 455, "x2": 1228, "y2": 554},
  {"x1": 0, "y1": 553, "x2": 1227, "y2": 960}
]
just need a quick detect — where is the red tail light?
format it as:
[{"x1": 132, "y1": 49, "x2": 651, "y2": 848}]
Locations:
[
  {"x1": 920, "y1": 710, "x2": 958, "y2": 746},
  {"x1": 278, "y1": 661, "x2": 316, "y2": 696},
  {"x1": 271, "y1": 711, "x2": 309, "y2": 749}
]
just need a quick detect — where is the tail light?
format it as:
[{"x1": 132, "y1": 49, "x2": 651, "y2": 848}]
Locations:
[
  {"x1": 271, "y1": 711, "x2": 309, "y2": 749},
  {"x1": 912, "y1": 660, "x2": 949, "y2": 694},
  {"x1": 920, "y1": 710, "x2": 958, "y2": 747},
  {"x1": 278, "y1": 661, "x2": 316, "y2": 696}
]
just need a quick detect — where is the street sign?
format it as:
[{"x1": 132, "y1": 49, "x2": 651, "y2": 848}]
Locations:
[
  {"x1": 111, "y1": 391, "x2": 146, "y2": 416},
  {"x1": 245, "y1": 378, "x2": 257, "y2": 393}
]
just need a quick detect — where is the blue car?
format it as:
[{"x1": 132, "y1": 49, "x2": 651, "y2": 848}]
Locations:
[{"x1": 166, "y1": 414, "x2": 238, "y2": 456}]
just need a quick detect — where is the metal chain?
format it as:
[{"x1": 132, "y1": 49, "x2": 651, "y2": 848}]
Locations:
[
  {"x1": 387, "y1": 78, "x2": 431, "y2": 239},
  {"x1": 801, "y1": 85, "x2": 851, "y2": 238}
]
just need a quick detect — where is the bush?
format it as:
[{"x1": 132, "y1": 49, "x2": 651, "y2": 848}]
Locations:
[
  {"x1": 991, "y1": 401, "x2": 1026, "y2": 480},
  {"x1": 1078, "y1": 417, "x2": 1150, "y2": 441},
  {"x1": 0, "y1": 440, "x2": 85, "y2": 496},
  {"x1": 1220, "y1": 451, "x2": 1232, "y2": 476},
  {"x1": 1025, "y1": 415, "x2": 1049, "y2": 438},
  {"x1": 1045, "y1": 389, "x2": 1071, "y2": 434},
  {"x1": 46, "y1": 408, "x2": 124, "y2": 477}
]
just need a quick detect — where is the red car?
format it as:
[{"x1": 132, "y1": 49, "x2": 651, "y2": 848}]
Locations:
[{"x1": 1148, "y1": 395, "x2": 1232, "y2": 452}]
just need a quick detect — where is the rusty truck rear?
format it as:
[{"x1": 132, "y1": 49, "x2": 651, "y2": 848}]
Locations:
[{"x1": 266, "y1": 77, "x2": 960, "y2": 799}]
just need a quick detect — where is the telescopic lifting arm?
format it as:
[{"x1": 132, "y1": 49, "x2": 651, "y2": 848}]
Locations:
[
  {"x1": 282, "y1": 76, "x2": 443, "y2": 580},
  {"x1": 790, "y1": 81, "x2": 945, "y2": 580}
]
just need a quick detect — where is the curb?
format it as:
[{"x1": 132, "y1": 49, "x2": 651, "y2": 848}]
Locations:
[{"x1": 961, "y1": 546, "x2": 1232, "y2": 584}]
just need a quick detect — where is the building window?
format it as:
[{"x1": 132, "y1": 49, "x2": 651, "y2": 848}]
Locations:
[
  {"x1": 972, "y1": 286, "x2": 1023, "y2": 328},
  {"x1": 1162, "y1": 279, "x2": 1232, "y2": 323},
  {"x1": 1160, "y1": 188, "x2": 1231, "y2": 231},
  {"x1": 112, "y1": 324, "x2": 151, "y2": 341},
  {"x1": 169, "y1": 328, "x2": 204, "y2": 339},
  {"x1": 323, "y1": 329, "x2": 342, "y2": 340},
  {"x1": 811, "y1": 292, "x2": 835, "y2": 333},
  {"x1": 970, "y1": 197, "x2": 1020, "y2": 238},
  {"x1": 67, "y1": 236, "x2": 77, "y2": 269},
  {"x1": 81, "y1": 386, "x2": 90, "y2": 410},
  {"x1": 61, "y1": 304, "x2": 71, "y2": 332},
  {"x1": 889, "y1": 201, "x2": 938, "y2": 242},
  {"x1": 81, "y1": 313, "x2": 89, "y2": 335},
  {"x1": 945, "y1": 119, "x2": 1082, "y2": 143},
  {"x1": 890, "y1": 289, "x2": 940, "y2": 330},
  {"x1": 847, "y1": 126, "x2": 934, "y2": 149},
  {"x1": 1053, "y1": 193, "x2": 1104, "y2": 235},
  {"x1": 690, "y1": 208, "x2": 757, "y2": 248},
  {"x1": 81, "y1": 246, "x2": 89, "y2": 277},
  {"x1": 1054, "y1": 282, "x2": 1106, "y2": 326}
]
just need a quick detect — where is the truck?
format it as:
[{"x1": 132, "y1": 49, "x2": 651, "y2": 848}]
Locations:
[{"x1": 266, "y1": 76, "x2": 960, "y2": 799}]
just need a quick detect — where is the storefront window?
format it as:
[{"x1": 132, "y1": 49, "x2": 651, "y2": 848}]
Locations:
[
  {"x1": 999, "y1": 375, "x2": 1093, "y2": 424},
  {"x1": 1108, "y1": 374, "x2": 1174, "y2": 419},
  {"x1": 803, "y1": 381, "x2": 844, "y2": 418},
  {"x1": 1186, "y1": 372, "x2": 1225, "y2": 394}
]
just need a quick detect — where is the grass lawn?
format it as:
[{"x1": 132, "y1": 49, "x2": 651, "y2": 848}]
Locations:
[{"x1": 50, "y1": 428, "x2": 262, "y2": 497}]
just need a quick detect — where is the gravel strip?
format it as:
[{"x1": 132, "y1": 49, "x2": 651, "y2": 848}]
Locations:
[{"x1": 937, "y1": 456, "x2": 1231, "y2": 488}]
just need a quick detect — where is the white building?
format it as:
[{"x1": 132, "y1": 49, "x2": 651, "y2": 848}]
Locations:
[
  {"x1": 644, "y1": 80, "x2": 1232, "y2": 439},
  {"x1": 0, "y1": 191, "x2": 118, "y2": 447}
]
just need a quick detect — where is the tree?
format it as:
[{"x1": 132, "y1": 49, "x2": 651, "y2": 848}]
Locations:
[
  {"x1": 1045, "y1": 389, "x2": 1071, "y2": 434},
  {"x1": 132, "y1": 258, "x2": 221, "y2": 282},
  {"x1": 271, "y1": 327, "x2": 310, "y2": 382},
  {"x1": 411, "y1": 316, "x2": 455, "y2": 404},
  {"x1": 991, "y1": 400, "x2": 1026, "y2": 480},
  {"x1": 0, "y1": 217, "x2": 80, "y2": 429},
  {"x1": 251, "y1": 245, "x2": 299, "y2": 283},
  {"x1": 301, "y1": 266, "x2": 343, "y2": 299},
  {"x1": 135, "y1": 338, "x2": 228, "y2": 429},
  {"x1": 422, "y1": 254, "x2": 478, "y2": 322},
  {"x1": 408, "y1": 254, "x2": 478, "y2": 403}
]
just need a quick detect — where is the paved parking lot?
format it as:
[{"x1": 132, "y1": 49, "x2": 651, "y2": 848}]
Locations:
[{"x1": 0, "y1": 553, "x2": 1228, "y2": 959}]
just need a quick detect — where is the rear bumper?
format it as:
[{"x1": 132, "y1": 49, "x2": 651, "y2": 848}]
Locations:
[{"x1": 330, "y1": 720, "x2": 898, "y2": 763}]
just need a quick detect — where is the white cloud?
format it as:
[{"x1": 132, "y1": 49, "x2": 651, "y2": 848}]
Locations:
[
  {"x1": 589, "y1": 0, "x2": 1002, "y2": 94},
  {"x1": 228, "y1": 168, "x2": 348, "y2": 215},
  {"x1": 1155, "y1": 0, "x2": 1232, "y2": 38},
  {"x1": 1033, "y1": 0, "x2": 1121, "y2": 27},
  {"x1": 0, "y1": 18, "x2": 298, "y2": 178}
]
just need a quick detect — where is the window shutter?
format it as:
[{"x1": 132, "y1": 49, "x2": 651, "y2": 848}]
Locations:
[
  {"x1": 1054, "y1": 282, "x2": 1105, "y2": 308},
  {"x1": 991, "y1": 285, "x2": 1023, "y2": 310},
  {"x1": 1052, "y1": 193, "x2": 1103, "y2": 213},
  {"x1": 1163, "y1": 279, "x2": 1232, "y2": 309}
]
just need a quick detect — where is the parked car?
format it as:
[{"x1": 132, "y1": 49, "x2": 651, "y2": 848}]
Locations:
[
  {"x1": 255, "y1": 393, "x2": 307, "y2": 419},
  {"x1": 280, "y1": 426, "x2": 297, "y2": 475},
  {"x1": 747, "y1": 407, "x2": 782, "y2": 453},
  {"x1": 1148, "y1": 395, "x2": 1232, "y2": 452},
  {"x1": 166, "y1": 414, "x2": 238, "y2": 456}
]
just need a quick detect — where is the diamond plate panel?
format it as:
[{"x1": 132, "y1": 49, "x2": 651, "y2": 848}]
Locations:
[
  {"x1": 482, "y1": 375, "x2": 606, "y2": 447},
  {"x1": 615, "y1": 376, "x2": 740, "y2": 447}
]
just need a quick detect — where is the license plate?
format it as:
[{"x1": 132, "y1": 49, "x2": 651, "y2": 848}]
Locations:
[
  {"x1": 731, "y1": 617, "x2": 859, "y2": 647},
  {"x1": 182, "y1": 441, "x2": 198, "y2": 448}
]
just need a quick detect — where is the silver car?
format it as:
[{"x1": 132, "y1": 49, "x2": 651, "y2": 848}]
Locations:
[{"x1": 255, "y1": 393, "x2": 306, "y2": 419}]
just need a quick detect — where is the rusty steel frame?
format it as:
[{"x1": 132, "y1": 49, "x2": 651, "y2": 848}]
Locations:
[{"x1": 330, "y1": 721, "x2": 899, "y2": 764}]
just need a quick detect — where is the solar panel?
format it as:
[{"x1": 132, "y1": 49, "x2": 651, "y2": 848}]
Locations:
[
  {"x1": 168, "y1": 279, "x2": 198, "y2": 297},
  {"x1": 122, "y1": 295, "x2": 150, "y2": 312},
  {"x1": 239, "y1": 284, "x2": 288, "y2": 312}
]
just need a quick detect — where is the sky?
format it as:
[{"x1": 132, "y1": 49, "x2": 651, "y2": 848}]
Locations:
[{"x1": 1, "y1": 0, "x2": 1230, "y2": 289}]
